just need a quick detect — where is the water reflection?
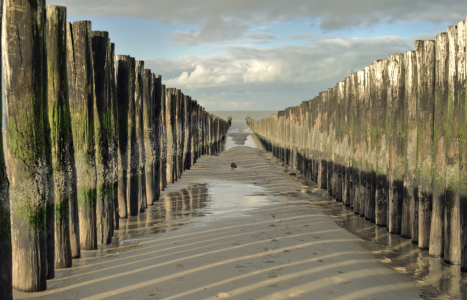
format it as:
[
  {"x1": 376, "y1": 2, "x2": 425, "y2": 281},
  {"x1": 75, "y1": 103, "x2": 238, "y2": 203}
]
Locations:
[
  {"x1": 221, "y1": 132, "x2": 265, "y2": 151},
  {"x1": 111, "y1": 184, "x2": 209, "y2": 247}
]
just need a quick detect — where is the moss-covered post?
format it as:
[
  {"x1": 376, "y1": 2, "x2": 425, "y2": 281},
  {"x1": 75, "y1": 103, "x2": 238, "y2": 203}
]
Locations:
[
  {"x1": 374, "y1": 59, "x2": 389, "y2": 227},
  {"x1": 66, "y1": 22, "x2": 81, "y2": 258},
  {"x1": 166, "y1": 88, "x2": 176, "y2": 184},
  {"x1": 387, "y1": 54, "x2": 406, "y2": 234},
  {"x1": 327, "y1": 89, "x2": 335, "y2": 198},
  {"x1": 0, "y1": 0, "x2": 11, "y2": 295},
  {"x1": 444, "y1": 25, "x2": 461, "y2": 264},
  {"x1": 115, "y1": 55, "x2": 130, "y2": 219},
  {"x1": 46, "y1": 5, "x2": 72, "y2": 269},
  {"x1": 460, "y1": 16, "x2": 467, "y2": 272},
  {"x1": 176, "y1": 90, "x2": 184, "y2": 179},
  {"x1": 429, "y1": 32, "x2": 448, "y2": 256},
  {"x1": 143, "y1": 69, "x2": 155, "y2": 206},
  {"x1": 92, "y1": 31, "x2": 113, "y2": 244},
  {"x1": 3, "y1": 0, "x2": 48, "y2": 291},
  {"x1": 134, "y1": 61, "x2": 146, "y2": 212},
  {"x1": 402, "y1": 51, "x2": 418, "y2": 241},
  {"x1": 127, "y1": 57, "x2": 139, "y2": 216},
  {"x1": 415, "y1": 40, "x2": 435, "y2": 250},
  {"x1": 68, "y1": 21, "x2": 97, "y2": 251}
]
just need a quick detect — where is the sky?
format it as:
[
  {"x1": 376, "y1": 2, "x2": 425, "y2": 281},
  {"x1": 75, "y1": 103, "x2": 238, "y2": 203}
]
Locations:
[{"x1": 51, "y1": 0, "x2": 467, "y2": 111}]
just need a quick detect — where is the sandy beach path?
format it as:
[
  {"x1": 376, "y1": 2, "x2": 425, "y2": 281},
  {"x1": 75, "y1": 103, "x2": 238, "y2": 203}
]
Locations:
[{"x1": 14, "y1": 147, "x2": 422, "y2": 300}]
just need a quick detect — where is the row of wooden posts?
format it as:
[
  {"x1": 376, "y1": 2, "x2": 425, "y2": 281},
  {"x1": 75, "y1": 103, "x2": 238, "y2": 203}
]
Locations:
[
  {"x1": 0, "y1": 2, "x2": 230, "y2": 297},
  {"x1": 247, "y1": 16, "x2": 467, "y2": 272}
]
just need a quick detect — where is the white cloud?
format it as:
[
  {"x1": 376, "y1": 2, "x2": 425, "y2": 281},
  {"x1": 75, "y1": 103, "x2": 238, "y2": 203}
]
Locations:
[{"x1": 145, "y1": 34, "x2": 428, "y2": 110}]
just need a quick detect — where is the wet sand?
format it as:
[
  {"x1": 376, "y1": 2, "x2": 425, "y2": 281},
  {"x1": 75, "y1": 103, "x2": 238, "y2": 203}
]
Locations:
[{"x1": 15, "y1": 146, "x2": 423, "y2": 300}]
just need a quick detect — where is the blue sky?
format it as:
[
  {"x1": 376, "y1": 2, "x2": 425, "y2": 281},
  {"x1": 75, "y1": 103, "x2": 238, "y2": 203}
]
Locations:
[{"x1": 54, "y1": 0, "x2": 467, "y2": 111}]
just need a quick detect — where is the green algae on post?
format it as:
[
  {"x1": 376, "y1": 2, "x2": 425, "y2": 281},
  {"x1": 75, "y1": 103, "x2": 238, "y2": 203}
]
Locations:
[
  {"x1": 46, "y1": 5, "x2": 73, "y2": 269},
  {"x1": 68, "y1": 20, "x2": 98, "y2": 251},
  {"x1": 4, "y1": 0, "x2": 48, "y2": 292}
]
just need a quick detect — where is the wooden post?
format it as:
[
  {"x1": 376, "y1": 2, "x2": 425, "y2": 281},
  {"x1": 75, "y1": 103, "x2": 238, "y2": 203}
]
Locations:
[
  {"x1": 460, "y1": 16, "x2": 467, "y2": 272},
  {"x1": 365, "y1": 64, "x2": 376, "y2": 223},
  {"x1": 445, "y1": 25, "x2": 461, "y2": 264},
  {"x1": 374, "y1": 59, "x2": 389, "y2": 227},
  {"x1": 109, "y1": 43, "x2": 118, "y2": 231},
  {"x1": 0, "y1": 0, "x2": 11, "y2": 296},
  {"x1": 69, "y1": 21, "x2": 97, "y2": 251},
  {"x1": 115, "y1": 55, "x2": 130, "y2": 219},
  {"x1": 127, "y1": 57, "x2": 138, "y2": 216},
  {"x1": 415, "y1": 40, "x2": 435, "y2": 250},
  {"x1": 46, "y1": 5, "x2": 72, "y2": 269},
  {"x1": 143, "y1": 70, "x2": 155, "y2": 206},
  {"x1": 402, "y1": 51, "x2": 418, "y2": 241},
  {"x1": 153, "y1": 75, "x2": 162, "y2": 200},
  {"x1": 166, "y1": 88, "x2": 176, "y2": 184},
  {"x1": 184, "y1": 96, "x2": 192, "y2": 170},
  {"x1": 4, "y1": 0, "x2": 48, "y2": 291},
  {"x1": 356, "y1": 70, "x2": 365, "y2": 216},
  {"x1": 65, "y1": 22, "x2": 80, "y2": 259},
  {"x1": 160, "y1": 85, "x2": 167, "y2": 191},
  {"x1": 387, "y1": 54, "x2": 406, "y2": 235},
  {"x1": 429, "y1": 32, "x2": 448, "y2": 257},
  {"x1": 135, "y1": 61, "x2": 146, "y2": 213},
  {"x1": 92, "y1": 31, "x2": 113, "y2": 244}
]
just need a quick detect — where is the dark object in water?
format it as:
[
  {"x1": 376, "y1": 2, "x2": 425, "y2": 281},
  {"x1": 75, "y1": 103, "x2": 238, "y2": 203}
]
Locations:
[{"x1": 231, "y1": 163, "x2": 237, "y2": 168}]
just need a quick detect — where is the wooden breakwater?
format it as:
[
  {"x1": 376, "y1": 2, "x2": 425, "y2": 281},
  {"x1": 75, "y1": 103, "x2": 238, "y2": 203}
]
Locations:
[
  {"x1": 247, "y1": 16, "x2": 467, "y2": 272},
  {"x1": 0, "y1": 2, "x2": 230, "y2": 296}
]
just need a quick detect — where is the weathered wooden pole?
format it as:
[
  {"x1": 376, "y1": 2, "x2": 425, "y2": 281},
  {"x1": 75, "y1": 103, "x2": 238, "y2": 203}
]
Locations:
[
  {"x1": 135, "y1": 61, "x2": 146, "y2": 212},
  {"x1": 365, "y1": 64, "x2": 376, "y2": 223},
  {"x1": 327, "y1": 89, "x2": 335, "y2": 198},
  {"x1": 166, "y1": 88, "x2": 176, "y2": 184},
  {"x1": 355, "y1": 70, "x2": 365, "y2": 216},
  {"x1": 160, "y1": 85, "x2": 167, "y2": 191},
  {"x1": 191, "y1": 101, "x2": 199, "y2": 166},
  {"x1": 460, "y1": 16, "x2": 467, "y2": 272},
  {"x1": 387, "y1": 54, "x2": 406, "y2": 235},
  {"x1": 343, "y1": 77, "x2": 352, "y2": 207},
  {"x1": 92, "y1": 31, "x2": 113, "y2": 244},
  {"x1": 127, "y1": 57, "x2": 139, "y2": 216},
  {"x1": 334, "y1": 85, "x2": 343, "y2": 200},
  {"x1": 430, "y1": 32, "x2": 448, "y2": 257},
  {"x1": 349, "y1": 73, "x2": 358, "y2": 210},
  {"x1": 46, "y1": 5, "x2": 72, "y2": 269},
  {"x1": 68, "y1": 21, "x2": 97, "y2": 251},
  {"x1": 153, "y1": 75, "x2": 162, "y2": 201},
  {"x1": 0, "y1": 0, "x2": 11, "y2": 296},
  {"x1": 4, "y1": 0, "x2": 48, "y2": 291},
  {"x1": 109, "y1": 43, "x2": 118, "y2": 231},
  {"x1": 143, "y1": 69, "x2": 155, "y2": 206},
  {"x1": 445, "y1": 25, "x2": 461, "y2": 265},
  {"x1": 402, "y1": 51, "x2": 418, "y2": 241},
  {"x1": 415, "y1": 40, "x2": 435, "y2": 250},
  {"x1": 115, "y1": 55, "x2": 130, "y2": 219},
  {"x1": 374, "y1": 59, "x2": 389, "y2": 227},
  {"x1": 65, "y1": 22, "x2": 80, "y2": 259},
  {"x1": 184, "y1": 96, "x2": 192, "y2": 170}
]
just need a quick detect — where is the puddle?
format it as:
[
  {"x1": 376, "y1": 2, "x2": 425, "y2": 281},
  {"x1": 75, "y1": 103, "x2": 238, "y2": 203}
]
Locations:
[
  {"x1": 92, "y1": 180, "x2": 275, "y2": 252},
  {"x1": 222, "y1": 132, "x2": 264, "y2": 151}
]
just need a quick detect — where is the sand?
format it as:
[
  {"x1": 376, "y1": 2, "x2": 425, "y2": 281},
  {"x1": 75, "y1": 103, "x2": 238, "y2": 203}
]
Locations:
[{"x1": 14, "y1": 146, "x2": 422, "y2": 300}]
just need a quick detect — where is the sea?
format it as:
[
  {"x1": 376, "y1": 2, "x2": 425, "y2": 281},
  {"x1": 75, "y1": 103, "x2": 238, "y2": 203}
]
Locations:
[{"x1": 209, "y1": 110, "x2": 278, "y2": 133}]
